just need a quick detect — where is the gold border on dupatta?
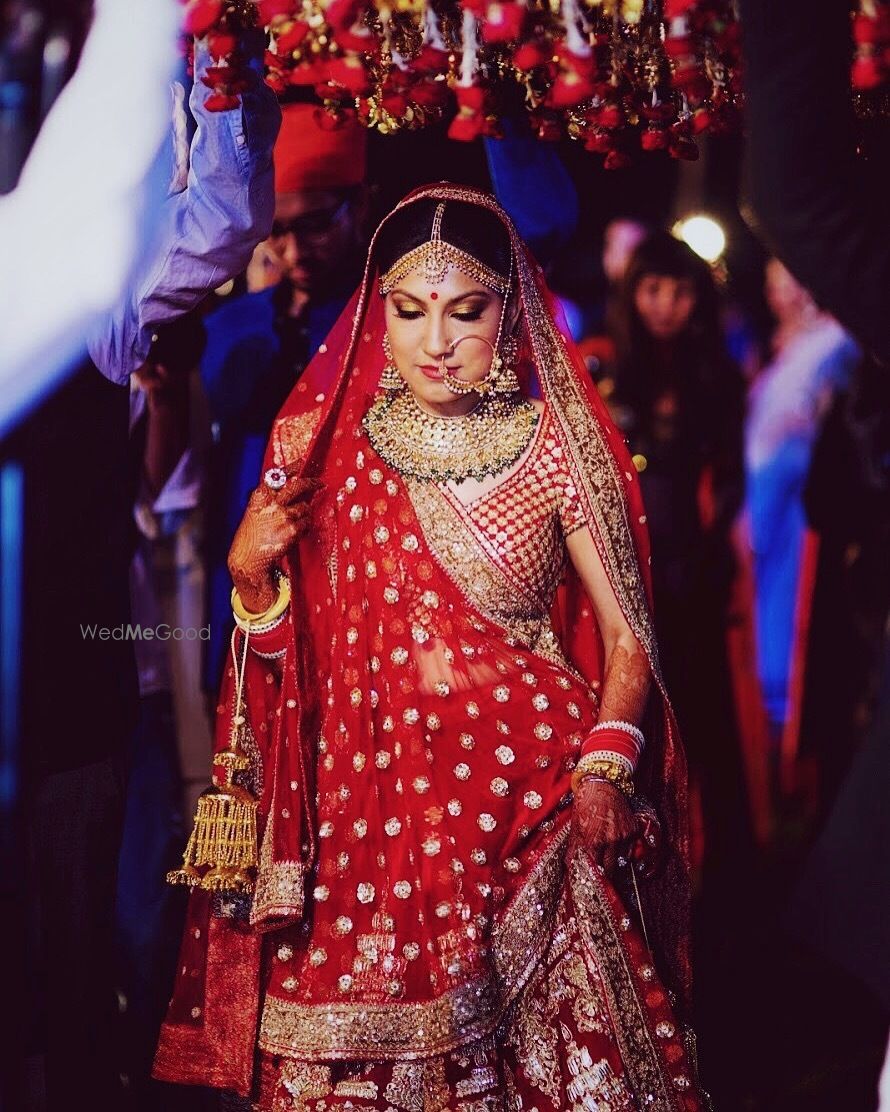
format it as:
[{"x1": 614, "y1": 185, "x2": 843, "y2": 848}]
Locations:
[
  {"x1": 404, "y1": 477, "x2": 579, "y2": 675},
  {"x1": 405, "y1": 480, "x2": 541, "y2": 633},
  {"x1": 250, "y1": 757, "x2": 305, "y2": 927}
]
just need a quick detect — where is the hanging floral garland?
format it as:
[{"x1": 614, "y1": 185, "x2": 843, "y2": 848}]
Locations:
[
  {"x1": 181, "y1": 0, "x2": 745, "y2": 163},
  {"x1": 851, "y1": 0, "x2": 890, "y2": 132},
  {"x1": 852, "y1": 0, "x2": 890, "y2": 91}
]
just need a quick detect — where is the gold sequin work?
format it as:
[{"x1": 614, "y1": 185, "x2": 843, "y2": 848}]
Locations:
[{"x1": 406, "y1": 407, "x2": 585, "y2": 657}]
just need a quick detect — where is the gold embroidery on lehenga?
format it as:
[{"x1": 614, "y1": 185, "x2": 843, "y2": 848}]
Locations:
[
  {"x1": 352, "y1": 911, "x2": 408, "y2": 997},
  {"x1": 383, "y1": 1059, "x2": 449, "y2": 1112},
  {"x1": 489, "y1": 825, "x2": 567, "y2": 993},
  {"x1": 502, "y1": 1061, "x2": 521, "y2": 1112},
  {"x1": 275, "y1": 1060, "x2": 332, "y2": 1110},
  {"x1": 571, "y1": 945, "x2": 611, "y2": 1036},
  {"x1": 507, "y1": 974, "x2": 561, "y2": 1103},
  {"x1": 503, "y1": 884, "x2": 637, "y2": 1112},
  {"x1": 455, "y1": 1066, "x2": 500, "y2": 1099},
  {"x1": 564, "y1": 1035, "x2": 630, "y2": 1111},
  {"x1": 333, "y1": 1078, "x2": 380, "y2": 1100},
  {"x1": 261, "y1": 968, "x2": 500, "y2": 1059},
  {"x1": 568, "y1": 851, "x2": 675, "y2": 1111},
  {"x1": 259, "y1": 828, "x2": 569, "y2": 1059},
  {"x1": 384, "y1": 1063, "x2": 425, "y2": 1112},
  {"x1": 423, "y1": 1058, "x2": 450, "y2": 1112}
]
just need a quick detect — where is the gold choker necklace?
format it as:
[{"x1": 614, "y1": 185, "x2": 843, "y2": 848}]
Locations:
[{"x1": 363, "y1": 390, "x2": 539, "y2": 483}]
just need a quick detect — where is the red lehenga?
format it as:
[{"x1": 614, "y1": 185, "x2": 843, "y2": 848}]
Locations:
[{"x1": 155, "y1": 185, "x2": 705, "y2": 1111}]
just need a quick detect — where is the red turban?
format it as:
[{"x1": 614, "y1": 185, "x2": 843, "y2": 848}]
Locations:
[{"x1": 274, "y1": 103, "x2": 368, "y2": 193}]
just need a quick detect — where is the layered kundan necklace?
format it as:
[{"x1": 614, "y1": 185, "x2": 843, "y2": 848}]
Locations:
[{"x1": 363, "y1": 389, "x2": 539, "y2": 483}]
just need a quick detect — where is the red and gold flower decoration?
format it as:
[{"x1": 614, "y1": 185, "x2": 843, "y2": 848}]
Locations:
[{"x1": 179, "y1": 0, "x2": 750, "y2": 163}]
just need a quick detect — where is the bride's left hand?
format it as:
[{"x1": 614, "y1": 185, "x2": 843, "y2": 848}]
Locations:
[{"x1": 569, "y1": 778, "x2": 637, "y2": 875}]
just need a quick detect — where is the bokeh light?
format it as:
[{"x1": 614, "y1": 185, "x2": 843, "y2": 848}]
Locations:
[{"x1": 674, "y1": 214, "x2": 727, "y2": 263}]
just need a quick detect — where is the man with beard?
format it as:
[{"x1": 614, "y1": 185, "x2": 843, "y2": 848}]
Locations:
[{"x1": 200, "y1": 102, "x2": 369, "y2": 687}]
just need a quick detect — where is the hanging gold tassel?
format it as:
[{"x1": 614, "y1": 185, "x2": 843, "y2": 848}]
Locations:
[
  {"x1": 167, "y1": 732, "x2": 259, "y2": 893},
  {"x1": 168, "y1": 623, "x2": 260, "y2": 894}
]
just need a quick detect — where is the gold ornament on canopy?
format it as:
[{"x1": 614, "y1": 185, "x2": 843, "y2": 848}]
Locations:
[{"x1": 184, "y1": 0, "x2": 748, "y2": 163}]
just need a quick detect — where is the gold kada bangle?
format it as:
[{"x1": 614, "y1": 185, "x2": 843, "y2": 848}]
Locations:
[
  {"x1": 570, "y1": 754, "x2": 635, "y2": 797},
  {"x1": 231, "y1": 575, "x2": 291, "y2": 626}
]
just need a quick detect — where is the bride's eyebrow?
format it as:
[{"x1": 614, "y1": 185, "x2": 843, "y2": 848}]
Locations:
[
  {"x1": 390, "y1": 289, "x2": 423, "y2": 303},
  {"x1": 389, "y1": 289, "x2": 492, "y2": 308},
  {"x1": 446, "y1": 291, "x2": 491, "y2": 308}
]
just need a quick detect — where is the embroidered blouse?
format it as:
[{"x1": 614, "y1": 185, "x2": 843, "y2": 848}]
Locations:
[{"x1": 406, "y1": 405, "x2": 585, "y2": 659}]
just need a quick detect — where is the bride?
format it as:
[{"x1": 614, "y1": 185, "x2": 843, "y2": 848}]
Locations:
[{"x1": 156, "y1": 184, "x2": 705, "y2": 1112}]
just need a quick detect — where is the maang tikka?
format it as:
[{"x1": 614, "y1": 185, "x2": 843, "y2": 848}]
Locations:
[
  {"x1": 379, "y1": 333, "x2": 404, "y2": 392},
  {"x1": 379, "y1": 202, "x2": 511, "y2": 297}
]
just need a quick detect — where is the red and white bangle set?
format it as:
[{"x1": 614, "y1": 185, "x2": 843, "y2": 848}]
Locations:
[
  {"x1": 233, "y1": 608, "x2": 290, "y2": 660},
  {"x1": 571, "y1": 719, "x2": 646, "y2": 796}
]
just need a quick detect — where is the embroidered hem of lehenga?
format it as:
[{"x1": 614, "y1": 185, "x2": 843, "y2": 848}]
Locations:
[
  {"x1": 568, "y1": 852, "x2": 674, "y2": 1109},
  {"x1": 259, "y1": 822, "x2": 570, "y2": 1060},
  {"x1": 254, "y1": 847, "x2": 699, "y2": 1112}
]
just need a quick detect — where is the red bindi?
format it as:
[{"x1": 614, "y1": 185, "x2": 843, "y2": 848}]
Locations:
[{"x1": 429, "y1": 290, "x2": 439, "y2": 300}]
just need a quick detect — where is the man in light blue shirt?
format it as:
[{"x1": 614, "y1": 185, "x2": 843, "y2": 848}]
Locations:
[{"x1": 91, "y1": 32, "x2": 282, "y2": 382}]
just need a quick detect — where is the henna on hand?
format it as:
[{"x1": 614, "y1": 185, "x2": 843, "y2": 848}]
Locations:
[
  {"x1": 598, "y1": 642, "x2": 650, "y2": 724},
  {"x1": 228, "y1": 474, "x2": 320, "y2": 612},
  {"x1": 569, "y1": 778, "x2": 637, "y2": 874}
]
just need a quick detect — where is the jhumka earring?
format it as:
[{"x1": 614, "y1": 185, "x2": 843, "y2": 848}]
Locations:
[
  {"x1": 380, "y1": 333, "x2": 404, "y2": 392},
  {"x1": 489, "y1": 334, "x2": 520, "y2": 394}
]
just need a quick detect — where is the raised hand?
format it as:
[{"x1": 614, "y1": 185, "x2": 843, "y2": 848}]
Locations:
[{"x1": 228, "y1": 471, "x2": 320, "y2": 613}]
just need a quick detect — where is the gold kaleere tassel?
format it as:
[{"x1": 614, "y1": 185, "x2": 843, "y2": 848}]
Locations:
[{"x1": 168, "y1": 624, "x2": 259, "y2": 893}]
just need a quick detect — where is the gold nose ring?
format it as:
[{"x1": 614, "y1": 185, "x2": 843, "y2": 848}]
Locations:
[{"x1": 439, "y1": 336, "x2": 496, "y2": 397}]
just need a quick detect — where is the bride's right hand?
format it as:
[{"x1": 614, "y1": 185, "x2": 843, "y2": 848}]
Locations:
[{"x1": 228, "y1": 473, "x2": 321, "y2": 613}]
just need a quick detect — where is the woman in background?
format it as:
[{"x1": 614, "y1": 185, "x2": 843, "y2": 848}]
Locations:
[{"x1": 605, "y1": 230, "x2": 749, "y2": 874}]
